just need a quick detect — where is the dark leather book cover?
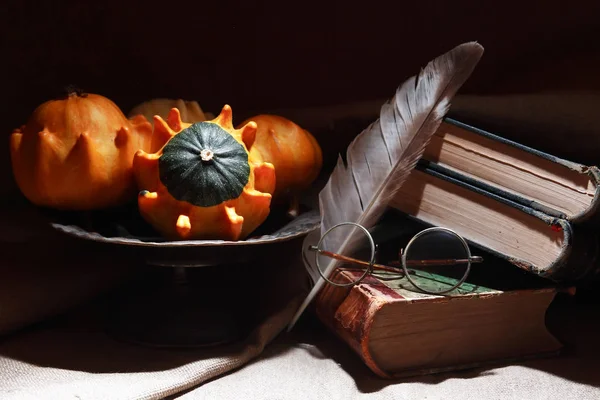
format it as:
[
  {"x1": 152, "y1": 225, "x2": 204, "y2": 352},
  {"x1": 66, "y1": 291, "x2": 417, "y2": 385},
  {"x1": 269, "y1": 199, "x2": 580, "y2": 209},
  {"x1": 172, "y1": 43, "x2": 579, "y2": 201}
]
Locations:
[{"x1": 426, "y1": 118, "x2": 600, "y2": 226}]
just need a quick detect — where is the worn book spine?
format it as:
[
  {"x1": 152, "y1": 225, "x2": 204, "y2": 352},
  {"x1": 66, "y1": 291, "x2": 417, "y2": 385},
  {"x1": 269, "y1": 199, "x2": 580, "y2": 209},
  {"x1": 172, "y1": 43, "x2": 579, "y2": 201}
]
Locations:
[
  {"x1": 314, "y1": 273, "x2": 403, "y2": 379},
  {"x1": 389, "y1": 164, "x2": 600, "y2": 283},
  {"x1": 433, "y1": 118, "x2": 600, "y2": 225}
]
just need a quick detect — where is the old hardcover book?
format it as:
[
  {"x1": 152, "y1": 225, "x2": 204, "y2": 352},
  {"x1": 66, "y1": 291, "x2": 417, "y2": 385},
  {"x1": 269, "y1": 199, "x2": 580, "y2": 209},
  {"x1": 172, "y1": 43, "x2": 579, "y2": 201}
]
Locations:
[
  {"x1": 314, "y1": 263, "x2": 564, "y2": 378},
  {"x1": 387, "y1": 164, "x2": 600, "y2": 283},
  {"x1": 422, "y1": 118, "x2": 600, "y2": 225}
]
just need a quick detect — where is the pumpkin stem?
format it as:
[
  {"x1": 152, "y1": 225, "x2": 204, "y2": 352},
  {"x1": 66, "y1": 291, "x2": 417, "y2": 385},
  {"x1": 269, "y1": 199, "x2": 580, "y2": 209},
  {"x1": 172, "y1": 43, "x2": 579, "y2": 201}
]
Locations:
[
  {"x1": 200, "y1": 149, "x2": 214, "y2": 162},
  {"x1": 63, "y1": 84, "x2": 88, "y2": 98}
]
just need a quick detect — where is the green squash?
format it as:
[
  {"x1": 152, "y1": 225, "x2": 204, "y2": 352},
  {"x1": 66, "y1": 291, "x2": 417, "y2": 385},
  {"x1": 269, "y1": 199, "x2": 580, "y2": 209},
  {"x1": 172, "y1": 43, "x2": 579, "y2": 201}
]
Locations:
[
  {"x1": 158, "y1": 122, "x2": 250, "y2": 207},
  {"x1": 132, "y1": 105, "x2": 276, "y2": 241}
]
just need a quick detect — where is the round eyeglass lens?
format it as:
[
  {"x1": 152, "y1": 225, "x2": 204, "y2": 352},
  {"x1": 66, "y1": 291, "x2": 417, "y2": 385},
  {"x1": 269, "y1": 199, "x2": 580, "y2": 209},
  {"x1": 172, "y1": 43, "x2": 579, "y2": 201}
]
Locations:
[
  {"x1": 315, "y1": 222, "x2": 375, "y2": 287},
  {"x1": 402, "y1": 227, "x2": 471, "y2": 294}
]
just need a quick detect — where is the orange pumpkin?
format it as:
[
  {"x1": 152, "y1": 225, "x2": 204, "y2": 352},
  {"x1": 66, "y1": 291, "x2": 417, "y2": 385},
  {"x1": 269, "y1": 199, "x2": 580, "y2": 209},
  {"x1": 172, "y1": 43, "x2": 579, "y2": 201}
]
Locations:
[
  {"x1": 236, "y1": 114, "x2": 322, "y2": 207},
  {"x1": 9, "y1": 89, "x2": 153, "y2": 210},
  {"x1": 132, "y1": 105, "x2": 276, "y2": 241}
]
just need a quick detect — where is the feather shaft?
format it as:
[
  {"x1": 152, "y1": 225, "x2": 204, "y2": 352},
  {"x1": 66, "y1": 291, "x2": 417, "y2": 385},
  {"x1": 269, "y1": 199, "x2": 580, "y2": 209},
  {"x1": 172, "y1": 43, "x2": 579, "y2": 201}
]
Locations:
[{"x1": 287, "y1": 42, "x2": 484, "y2": 331}]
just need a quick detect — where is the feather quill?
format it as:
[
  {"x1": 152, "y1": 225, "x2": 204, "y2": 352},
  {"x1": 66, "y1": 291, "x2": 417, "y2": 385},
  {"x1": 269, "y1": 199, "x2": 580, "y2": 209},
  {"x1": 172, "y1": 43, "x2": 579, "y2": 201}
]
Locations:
[{"x1": 287, "y1": 42, "x2": 484, "y2": 331}]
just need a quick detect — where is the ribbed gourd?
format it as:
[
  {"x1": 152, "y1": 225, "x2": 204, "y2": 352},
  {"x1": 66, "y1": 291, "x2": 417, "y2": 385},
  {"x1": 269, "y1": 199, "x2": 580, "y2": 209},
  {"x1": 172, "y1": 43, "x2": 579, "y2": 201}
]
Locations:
[
  {"x1": 237, "y1": 114, "x2": 323, "y2": 214},
  {"x1": 9, "y1": 89, "x2": 153, "y2": 210},
  {"x1": 133, "y1": 105, "x2": 276, "y2": 241}
]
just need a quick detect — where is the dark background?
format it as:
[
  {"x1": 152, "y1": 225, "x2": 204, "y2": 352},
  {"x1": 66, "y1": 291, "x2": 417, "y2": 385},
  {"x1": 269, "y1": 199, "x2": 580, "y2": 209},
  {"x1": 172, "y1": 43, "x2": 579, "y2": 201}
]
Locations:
[{"x1": 2, "y1": 0, "x2": 600, "y2": 196}]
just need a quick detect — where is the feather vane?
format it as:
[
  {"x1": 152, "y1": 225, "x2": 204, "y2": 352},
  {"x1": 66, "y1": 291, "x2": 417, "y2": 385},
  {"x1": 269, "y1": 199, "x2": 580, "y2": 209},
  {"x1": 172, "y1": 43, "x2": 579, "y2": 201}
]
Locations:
[{"x1": 287, "y1": 42, "x2": 484, "y2": 331}]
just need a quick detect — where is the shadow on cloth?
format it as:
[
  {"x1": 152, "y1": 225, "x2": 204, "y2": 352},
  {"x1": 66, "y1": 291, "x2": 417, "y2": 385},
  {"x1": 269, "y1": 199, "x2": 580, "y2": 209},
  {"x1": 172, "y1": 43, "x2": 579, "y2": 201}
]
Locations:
[{"x1": 0, "y1": 242, "x2": 310, "y2": 375}]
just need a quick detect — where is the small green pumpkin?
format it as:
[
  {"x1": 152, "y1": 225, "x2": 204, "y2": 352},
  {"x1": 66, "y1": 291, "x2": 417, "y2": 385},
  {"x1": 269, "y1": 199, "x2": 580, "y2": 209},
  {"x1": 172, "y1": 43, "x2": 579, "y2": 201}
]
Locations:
[
  {"x1": 158, "y1": 122, "x2": 251, "y2": 207},
  {"x1": 132, "y1": 105, "x2": 276, "y2": 241}
]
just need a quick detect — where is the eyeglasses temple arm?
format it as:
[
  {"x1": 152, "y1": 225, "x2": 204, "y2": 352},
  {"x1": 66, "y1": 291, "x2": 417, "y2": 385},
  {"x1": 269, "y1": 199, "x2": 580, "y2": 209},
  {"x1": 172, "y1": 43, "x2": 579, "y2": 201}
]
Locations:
[{"x1": 308, "y1": 246, "x2": 404, "y2": 274}]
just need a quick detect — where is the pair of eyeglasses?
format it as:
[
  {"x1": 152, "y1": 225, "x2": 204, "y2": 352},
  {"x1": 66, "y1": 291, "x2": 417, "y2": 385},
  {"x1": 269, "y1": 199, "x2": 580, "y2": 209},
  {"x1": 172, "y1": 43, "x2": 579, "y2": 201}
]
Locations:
[{"x1": 308, "y1": 222, "x2": 483, "y2": 295}]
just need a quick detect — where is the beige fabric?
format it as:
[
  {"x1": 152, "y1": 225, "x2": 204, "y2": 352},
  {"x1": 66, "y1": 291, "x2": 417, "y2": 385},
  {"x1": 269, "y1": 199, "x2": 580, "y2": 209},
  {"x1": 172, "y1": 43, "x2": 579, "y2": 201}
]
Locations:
[
  {"x1": 188, "y1": 306, "x2": 600, "y2": 400},
  {"x1": 185, "y1": 337, "x2": 600, "y2": 400},
  {"x1": 0, "y1": 295, "x2": 302, "y2": 400},
  {"x1": 0, "y1": 294, "x2": 599, "y2": 400},
  {"x1": 0, "y1": 212, "x2": 311, "y2": 400},
  {"x1": 192, "y1": 298, "x2": 600, "y2": 400}
]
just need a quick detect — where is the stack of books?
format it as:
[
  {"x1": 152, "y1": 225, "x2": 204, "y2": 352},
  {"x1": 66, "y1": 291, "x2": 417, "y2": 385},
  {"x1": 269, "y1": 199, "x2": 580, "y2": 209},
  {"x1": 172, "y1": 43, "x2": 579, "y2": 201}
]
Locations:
[
  {"x1": 394, "y1": 118, "x2": 600, "y2": 282},
  {"x1": 311, "y1": 118, "x2": 599, "y2": 378}
]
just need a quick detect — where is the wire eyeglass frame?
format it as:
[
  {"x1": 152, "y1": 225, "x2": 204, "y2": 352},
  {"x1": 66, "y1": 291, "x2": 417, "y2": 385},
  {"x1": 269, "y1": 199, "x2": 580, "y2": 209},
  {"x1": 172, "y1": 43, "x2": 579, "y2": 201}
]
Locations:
[{"x1": 309, "y1": 221, "x2": 483, "y2": 295}]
